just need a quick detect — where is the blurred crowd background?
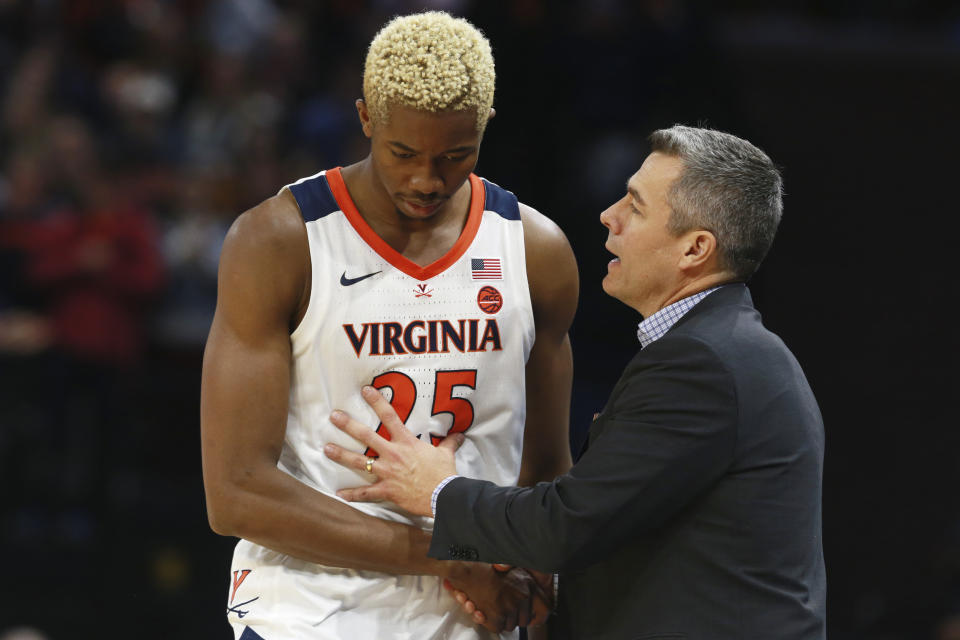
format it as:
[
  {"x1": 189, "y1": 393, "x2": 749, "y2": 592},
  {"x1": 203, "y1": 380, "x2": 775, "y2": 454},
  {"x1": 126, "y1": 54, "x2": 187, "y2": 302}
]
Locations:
[{"x1": 0, "y1": 0, "x2": 958, "y2": 638}]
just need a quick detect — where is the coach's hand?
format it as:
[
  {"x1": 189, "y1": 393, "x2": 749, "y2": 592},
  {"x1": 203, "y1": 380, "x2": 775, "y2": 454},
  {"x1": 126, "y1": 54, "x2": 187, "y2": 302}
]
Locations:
[{"x1": 325, "y1": 385, "x2": 462, "y2": 517}]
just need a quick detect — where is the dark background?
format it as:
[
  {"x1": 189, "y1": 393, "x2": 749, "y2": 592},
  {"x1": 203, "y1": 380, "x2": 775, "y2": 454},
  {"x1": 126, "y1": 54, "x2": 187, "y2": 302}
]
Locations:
[{"x1": 1, "y1": 1, "x2": 958, "y2": 638}]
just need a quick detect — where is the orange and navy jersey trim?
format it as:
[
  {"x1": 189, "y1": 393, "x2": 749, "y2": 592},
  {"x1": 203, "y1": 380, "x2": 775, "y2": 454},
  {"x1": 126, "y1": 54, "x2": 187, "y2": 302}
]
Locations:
[
  {"x1": 326, "y1": 167, "x2": 485, "y2": 281},
  {"x1": 288, "y1": 171, "x2": 340, "y2": 222},
  {"x1": 479, "y1": 178, "x2": 521, "y2": 221},
  {"x1": 288, "y1": 168, "x2": 487, "y2": 282}
]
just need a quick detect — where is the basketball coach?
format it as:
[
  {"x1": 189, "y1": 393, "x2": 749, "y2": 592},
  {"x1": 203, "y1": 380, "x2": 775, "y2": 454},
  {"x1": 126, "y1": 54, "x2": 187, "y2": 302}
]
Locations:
[{"x1": 324, "y1": 125, "x2": 826, "y2": 639}]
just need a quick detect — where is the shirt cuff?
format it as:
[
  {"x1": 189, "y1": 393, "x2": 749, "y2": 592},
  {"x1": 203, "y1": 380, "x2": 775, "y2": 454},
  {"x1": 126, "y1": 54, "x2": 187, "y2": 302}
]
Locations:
[{"x1": 431, "y1": 475, "x2": 460, "y2": 518}]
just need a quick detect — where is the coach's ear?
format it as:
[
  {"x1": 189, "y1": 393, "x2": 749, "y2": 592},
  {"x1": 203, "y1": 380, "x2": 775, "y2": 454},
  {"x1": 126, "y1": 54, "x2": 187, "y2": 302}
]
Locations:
[
  {"x1": 678, "y1": 229, "x2": 719, "y2": 273},
  {"x1": 356, "y1": 99, "x2": 374, "y2": 138},
  {"x1": 488, "y1": 107, "x2": 496, "y2": 122}
]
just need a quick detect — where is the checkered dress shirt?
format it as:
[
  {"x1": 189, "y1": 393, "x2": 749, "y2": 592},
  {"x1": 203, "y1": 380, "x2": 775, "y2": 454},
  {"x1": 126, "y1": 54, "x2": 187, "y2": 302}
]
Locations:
[
  {"x1": 431, "y1": 475, "x2": 459, "y2": 518},
  {"x1": 636, "y1": 286, "x2": 723, "y2": 348}
]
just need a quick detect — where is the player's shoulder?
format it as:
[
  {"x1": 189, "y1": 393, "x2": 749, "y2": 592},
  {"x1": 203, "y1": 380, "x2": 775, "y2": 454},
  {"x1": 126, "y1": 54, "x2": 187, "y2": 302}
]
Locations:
[
  {"x1": 478, "y1": 177, "x2": 521, "y2": 221},
  {"x1": 517, "y1": 201, "x2": 575, "y2": 275},
  {"x1": 515, "y1": 199, "x2": 578, "y2": 316},
  {"x1": 211, "y1": 188, "x2": 310, "y2": 325},
  {"x1": 475, "y1": 175, "x2": 568, "y2": 248},
  {"x1": 285, "y1": 170, "x2": 344, "y2": 222},
  {"x1": 220, "y1": 189, "x2": 309, "y2": 287},
  {"x1": 225, "y1": 189, "x2": 305, "y2": 255},
  {"x1": 518, "y1": 201, "x2": 566, "y2": 244}
]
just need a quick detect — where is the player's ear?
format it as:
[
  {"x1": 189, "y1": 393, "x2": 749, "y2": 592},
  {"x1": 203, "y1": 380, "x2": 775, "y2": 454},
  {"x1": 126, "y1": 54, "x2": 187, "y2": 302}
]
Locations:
[
  {"x1": 356, "y1": 99, "x2": 374, "y2": 138},
  {"x1": 487, "y1": 107, "x2": 496, "y2": 123}
]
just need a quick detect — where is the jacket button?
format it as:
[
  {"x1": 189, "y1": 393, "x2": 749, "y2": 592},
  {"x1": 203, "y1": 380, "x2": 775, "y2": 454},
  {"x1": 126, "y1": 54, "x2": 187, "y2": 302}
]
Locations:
[{"x1": 448, "y1": 545, "x2": 479, "y2": 561}]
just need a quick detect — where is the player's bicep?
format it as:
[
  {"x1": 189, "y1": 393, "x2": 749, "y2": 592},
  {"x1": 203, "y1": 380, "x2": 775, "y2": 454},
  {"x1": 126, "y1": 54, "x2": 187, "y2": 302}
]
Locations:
[
  {"x1": 518, "y1": 204, "x2": 579, "y2": 484},
  {"x1": 201, "y1": 313, "x2": 291, "y2": 474},
  {"x1": 200, "y1": 200, "x2": 308, "y2": 512},
  {"x1": 519, "y1": 333, "x2": 574, "y2": 485}
]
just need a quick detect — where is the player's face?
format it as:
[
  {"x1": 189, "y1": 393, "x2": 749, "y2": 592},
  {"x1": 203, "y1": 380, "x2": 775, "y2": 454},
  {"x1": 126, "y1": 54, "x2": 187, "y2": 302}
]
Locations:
[
  {"x1": 600, "y1": 152, "x2": 686, "y2": 317},
  {"x1": 361, "y1": 103, "x2": 482, "y2": 220}
]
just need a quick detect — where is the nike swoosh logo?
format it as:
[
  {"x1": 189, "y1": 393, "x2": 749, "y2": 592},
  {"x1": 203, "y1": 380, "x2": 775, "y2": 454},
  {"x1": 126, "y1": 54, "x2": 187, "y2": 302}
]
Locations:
[{"x1": 340, "y1": 270, "x2": 382, "y2": 286}]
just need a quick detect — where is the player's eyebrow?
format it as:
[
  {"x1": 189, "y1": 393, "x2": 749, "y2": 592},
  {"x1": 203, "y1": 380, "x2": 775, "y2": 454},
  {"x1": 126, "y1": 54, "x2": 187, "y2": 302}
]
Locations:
[
  {"x1": 627, "y1": 184, "x2": 645, "y2": 206},
  {"x1": 387, "y1": 141, "x2": 477, "y2": 154},
  {"x1": 388, "y1": 141, "x2": 418, "y2": 152},
  {"x1": 442, "y1": 145, "x2": 477, "y2": 154}
]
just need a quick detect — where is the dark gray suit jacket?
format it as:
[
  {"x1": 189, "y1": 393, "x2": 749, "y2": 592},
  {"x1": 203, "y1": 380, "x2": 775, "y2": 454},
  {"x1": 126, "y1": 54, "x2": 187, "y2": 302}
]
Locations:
[{"x1": 429, "y1": 285, "x2": 826, "y2": 639}]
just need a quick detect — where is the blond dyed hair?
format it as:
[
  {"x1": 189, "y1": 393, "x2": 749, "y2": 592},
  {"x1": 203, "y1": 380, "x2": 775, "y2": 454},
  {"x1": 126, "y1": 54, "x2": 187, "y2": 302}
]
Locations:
[{"x1": 363, "y1": 11, "x2": 495, "y2": 130}]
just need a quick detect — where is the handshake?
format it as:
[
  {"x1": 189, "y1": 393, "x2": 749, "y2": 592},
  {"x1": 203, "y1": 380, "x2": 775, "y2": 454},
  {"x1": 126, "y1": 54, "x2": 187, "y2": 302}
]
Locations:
[{"x1": 442, "y1": 562, "x2": 554, "y2": 633}]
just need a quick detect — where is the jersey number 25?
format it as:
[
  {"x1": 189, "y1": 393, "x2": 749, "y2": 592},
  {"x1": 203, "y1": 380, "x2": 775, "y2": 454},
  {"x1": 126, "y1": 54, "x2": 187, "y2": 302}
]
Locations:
[{"x1": 364, "y1": 369, "x2": 477, "y2": 457}]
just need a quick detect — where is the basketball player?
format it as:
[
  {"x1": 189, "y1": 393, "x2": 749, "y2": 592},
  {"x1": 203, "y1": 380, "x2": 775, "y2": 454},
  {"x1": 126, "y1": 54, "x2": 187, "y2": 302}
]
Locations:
[{"x1": 200, "y1": 11, "x2": 577, "y2": 640}]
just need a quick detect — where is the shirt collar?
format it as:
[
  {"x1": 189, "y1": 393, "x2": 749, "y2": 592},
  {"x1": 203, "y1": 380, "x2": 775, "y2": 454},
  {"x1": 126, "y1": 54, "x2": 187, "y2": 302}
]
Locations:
[{"x1": 636, "y1": 286, "x2": 723, "y2": 347}]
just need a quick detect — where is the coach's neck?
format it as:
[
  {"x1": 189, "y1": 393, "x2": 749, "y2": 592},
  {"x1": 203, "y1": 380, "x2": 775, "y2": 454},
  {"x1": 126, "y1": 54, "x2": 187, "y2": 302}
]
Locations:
[{"x1": 639, "y1": 228, "x2": 737, "y2": 319}]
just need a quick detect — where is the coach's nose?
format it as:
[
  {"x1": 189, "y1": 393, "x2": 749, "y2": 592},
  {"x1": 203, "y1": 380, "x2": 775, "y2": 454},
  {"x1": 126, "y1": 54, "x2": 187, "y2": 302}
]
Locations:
[{"x1": 600, "y1": 198, "x2": 622, "y2": 234}]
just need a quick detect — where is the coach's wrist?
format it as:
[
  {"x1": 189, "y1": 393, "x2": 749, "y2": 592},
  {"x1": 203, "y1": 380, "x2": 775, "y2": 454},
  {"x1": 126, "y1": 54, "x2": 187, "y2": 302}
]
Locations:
[{"x1": 431, "y1": 474, "x2": 460, "y2": 517}]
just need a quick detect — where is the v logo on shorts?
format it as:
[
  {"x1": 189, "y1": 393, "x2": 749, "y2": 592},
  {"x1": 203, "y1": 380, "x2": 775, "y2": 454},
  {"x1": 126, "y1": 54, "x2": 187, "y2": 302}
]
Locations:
[
  {"x1": 229, "y1": 569, "x2": 260, "y2": 619},
  {"x1": 340, "y1": 270, "x2": 382, "y2": 286},
  {"x1": 231, "y1": 569, "x2": 252, "y2": 604}
]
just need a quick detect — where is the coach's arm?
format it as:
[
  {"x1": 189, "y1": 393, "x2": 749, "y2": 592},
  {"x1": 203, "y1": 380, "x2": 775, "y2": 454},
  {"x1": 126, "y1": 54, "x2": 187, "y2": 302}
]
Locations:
[
  {"x1": 429, "y1": 336, "x2": 738, "y2": 573},
  {"x1": 327, "y1": 334, "x2": 738, "y2": 574}
]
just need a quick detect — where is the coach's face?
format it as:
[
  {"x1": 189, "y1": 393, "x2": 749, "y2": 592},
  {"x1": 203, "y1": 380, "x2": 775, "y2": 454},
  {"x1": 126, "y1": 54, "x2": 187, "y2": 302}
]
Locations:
[
  {"x1": 358, "y1": 101, "x2": 482, "y2": 221},
  {"x1": 600, "y1": 152, "x2": 687, "y2": 317}
]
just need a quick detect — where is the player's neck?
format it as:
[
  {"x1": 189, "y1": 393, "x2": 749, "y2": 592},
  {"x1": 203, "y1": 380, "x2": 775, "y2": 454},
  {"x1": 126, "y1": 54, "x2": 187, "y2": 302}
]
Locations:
[{"x1": 340, "y1": 160, "x2": 473, "y2": 266}]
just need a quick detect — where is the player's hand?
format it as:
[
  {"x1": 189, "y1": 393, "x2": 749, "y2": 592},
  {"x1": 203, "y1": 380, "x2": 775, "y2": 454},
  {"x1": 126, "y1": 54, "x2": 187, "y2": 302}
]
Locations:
[
  {"x1": 445, "y1": 564, "x2": 554, "y2": 628},
  {"x1": 324, "y1": 386, "x2": 462, "y2": 517},
  {"x1": 526, "y1": 567, "x2": 555, "y2": 625},
  {"x1": 445, "y1": 562, "x2": 543, "y2": 633}
]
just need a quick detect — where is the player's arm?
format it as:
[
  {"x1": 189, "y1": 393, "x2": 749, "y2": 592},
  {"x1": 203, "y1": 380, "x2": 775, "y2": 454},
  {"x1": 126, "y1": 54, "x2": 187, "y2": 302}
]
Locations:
[
  {"x1": 201, "y1": 191, "x2": 460, "y2": 578},
  {"x1": 510, "y1": 205, "x2": 578, "y2": 635},
  {"x1": 517, "y1": 203, "x2": 578, "y2": 486}
]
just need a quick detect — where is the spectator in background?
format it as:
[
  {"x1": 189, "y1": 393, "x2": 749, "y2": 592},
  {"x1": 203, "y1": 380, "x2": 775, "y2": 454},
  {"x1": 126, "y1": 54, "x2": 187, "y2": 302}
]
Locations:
[
  {"x1": 1, "y1": 113, "x2": 164, "y2": 547},
  {"x1": 153, "y1": 168, "x2": 231, "y2": 350},
  {"x1": 0, "y1": 145, "x2": 54, "y2": 351},
  {"x1": 0, "y1": 146, "x2": 56, "y2": 519},
  {"x1": 25, "y1": 115, "x2": 164, "y2": 368}
]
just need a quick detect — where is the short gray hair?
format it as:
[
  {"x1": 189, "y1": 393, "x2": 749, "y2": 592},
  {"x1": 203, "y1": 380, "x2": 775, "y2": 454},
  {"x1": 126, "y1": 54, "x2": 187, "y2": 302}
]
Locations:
[{"x1": 649, "y1": 125, "x2": 783, "y2": 280}]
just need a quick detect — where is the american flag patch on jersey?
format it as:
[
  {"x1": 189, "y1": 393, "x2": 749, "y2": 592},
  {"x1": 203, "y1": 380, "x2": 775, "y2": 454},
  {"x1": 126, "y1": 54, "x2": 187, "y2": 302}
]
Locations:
[{"x1": 471, "y1": 258, "x2": 502, "y2": 280}]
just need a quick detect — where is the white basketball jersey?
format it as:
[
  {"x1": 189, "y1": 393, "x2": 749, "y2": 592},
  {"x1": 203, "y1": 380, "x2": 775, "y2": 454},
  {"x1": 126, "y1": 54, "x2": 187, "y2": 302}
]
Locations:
[{"x1": 227, "y1": 168, "x2": 535, "y2": 639}]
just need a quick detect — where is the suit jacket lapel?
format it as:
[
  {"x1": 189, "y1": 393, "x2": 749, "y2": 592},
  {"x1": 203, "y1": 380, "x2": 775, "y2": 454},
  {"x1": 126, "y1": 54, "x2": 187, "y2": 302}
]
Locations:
[{"x1": 578, "y1": 284, "x2": 752, "y2": 459}]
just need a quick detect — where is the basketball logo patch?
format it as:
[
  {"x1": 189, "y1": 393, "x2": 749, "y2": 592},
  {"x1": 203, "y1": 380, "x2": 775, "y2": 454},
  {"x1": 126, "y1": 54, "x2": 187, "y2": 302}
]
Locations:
[{"x1": 477, "y1": 286, "x2": 503, "y2": 314}]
